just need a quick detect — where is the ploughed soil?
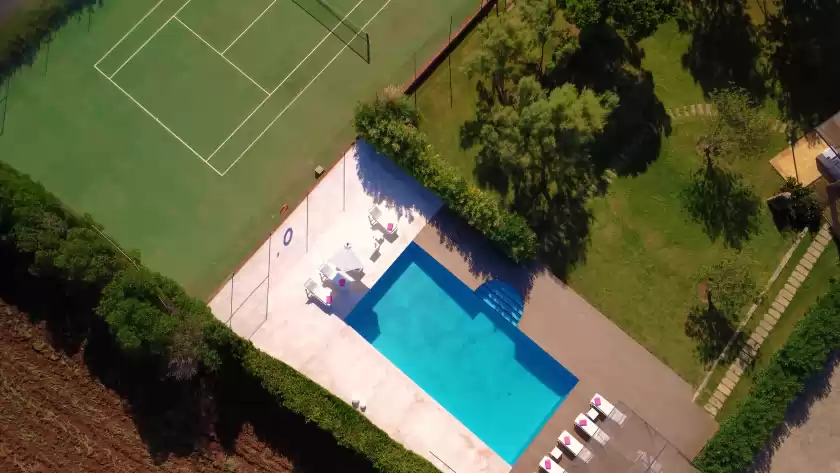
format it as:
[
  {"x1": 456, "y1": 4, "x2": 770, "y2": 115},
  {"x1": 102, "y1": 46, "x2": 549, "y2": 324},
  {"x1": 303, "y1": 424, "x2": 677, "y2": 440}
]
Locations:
[{"x1": 0, "y1": 299, "x2": 293, "y2": 473}]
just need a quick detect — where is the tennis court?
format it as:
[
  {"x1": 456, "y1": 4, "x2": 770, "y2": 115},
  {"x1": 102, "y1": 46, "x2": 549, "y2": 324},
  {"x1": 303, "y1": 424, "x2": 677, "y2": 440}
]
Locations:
[{"x1": 0, "y1": 0, "x2": 484, "y2": 295}]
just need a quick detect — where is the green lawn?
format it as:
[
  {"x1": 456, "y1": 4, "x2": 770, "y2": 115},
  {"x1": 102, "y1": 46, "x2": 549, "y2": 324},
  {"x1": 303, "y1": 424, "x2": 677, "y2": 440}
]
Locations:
[
  {"x1": 0, "y1": 0, "x2": 481, "y2": 296},
  {"x1": 412, "y1": 14, "x2": 794, "y2": 384},
  {"x1": 716, "y1": 240, "x2": 839, "y2": 420}
]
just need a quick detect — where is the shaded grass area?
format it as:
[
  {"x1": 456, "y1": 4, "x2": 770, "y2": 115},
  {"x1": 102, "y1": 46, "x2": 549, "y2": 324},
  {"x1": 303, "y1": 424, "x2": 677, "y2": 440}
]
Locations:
[
  {"x1": 412, "y1": 14, "x2": 793, "y2": 383},
  {"x1": 715, "y1": 240, "x2": 839, "y2": 420}
]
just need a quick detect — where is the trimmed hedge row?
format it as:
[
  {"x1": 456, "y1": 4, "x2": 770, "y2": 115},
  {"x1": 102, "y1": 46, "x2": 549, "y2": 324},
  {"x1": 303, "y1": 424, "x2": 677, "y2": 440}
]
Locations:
[
  {"x1": 694, "y1": 278, "x2": 840, "y2": 473},
  {"x1": 0, "y1": 158, "x2": 438, "y2": 473},
  {"x1": 354, "y1": 93, "x2": 539, "y2": 262}
]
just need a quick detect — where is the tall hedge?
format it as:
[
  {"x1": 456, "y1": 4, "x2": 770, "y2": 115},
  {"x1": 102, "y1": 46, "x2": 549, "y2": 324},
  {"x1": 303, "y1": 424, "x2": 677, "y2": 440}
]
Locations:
[
  {"x1": 694, "y1": 278, "x2": 840, "y2": 473},
  {"x1": 0, "y1": 158, "x2": 438, "y2": 473},
  {"x1": 355, "y1": 93, "x2": 539, "y2": 262}
]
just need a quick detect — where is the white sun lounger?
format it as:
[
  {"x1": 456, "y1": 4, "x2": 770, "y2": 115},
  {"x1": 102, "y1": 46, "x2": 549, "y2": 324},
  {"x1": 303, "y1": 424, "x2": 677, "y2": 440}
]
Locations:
[
  {"x1": 304, "y1": 278, "x2": 333, "y2": 306},
  {"x1": 539, "y1": 456, "x2": 566, "y2": 472},
  {"x1": 575, "y1": 413, "x2": 610, "y2": 445},
  {"x1": 369, "y1": 204, "x2": 399, "y2": 235},
  {"x1": 558, "y1": 430, "x2": 593, "y2": 463},
  {"x1": 591, "y1": 393, "x2": 627, "y2": 425}
]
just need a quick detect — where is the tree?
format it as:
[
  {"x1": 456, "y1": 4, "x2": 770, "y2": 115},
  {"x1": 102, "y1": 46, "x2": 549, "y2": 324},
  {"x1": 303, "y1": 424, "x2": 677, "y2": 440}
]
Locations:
[
  {"x1": 685, "y1": 255, "x2": 756, "y2": 364},
  {"x1": 699, "y1": 255, "x2": 757, "y2": 321},
  {"x1": 463, "y1": 14, "x2": 533, "y2": 105},
  {"x1": 519, "y1": 0, "x2": 562, "y2": 74},
  {"x1": 560, "y1": 0, "x2": 675, "y2": 39},
  {"x1": 699, "y1": 87, "x2": 772, "y2": 165},
  {"x1": 462, "y1": 76, "x2": 617, "y2": 268}
]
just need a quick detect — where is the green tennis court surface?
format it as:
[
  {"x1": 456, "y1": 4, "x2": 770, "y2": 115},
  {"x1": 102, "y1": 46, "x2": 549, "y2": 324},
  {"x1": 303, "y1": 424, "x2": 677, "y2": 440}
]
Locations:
[{"x1": 0, "y1": 0, "x2": 482, "y2": 296}]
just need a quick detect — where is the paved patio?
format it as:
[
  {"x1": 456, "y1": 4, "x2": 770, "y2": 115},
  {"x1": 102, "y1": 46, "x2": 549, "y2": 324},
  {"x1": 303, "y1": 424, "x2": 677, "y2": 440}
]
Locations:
[
  {"x1": 413, "y1": 209, "x2": 718, "y2": 473},
  {"x1": 208, "y1": 142, "x2": 509, "y2": 473}
]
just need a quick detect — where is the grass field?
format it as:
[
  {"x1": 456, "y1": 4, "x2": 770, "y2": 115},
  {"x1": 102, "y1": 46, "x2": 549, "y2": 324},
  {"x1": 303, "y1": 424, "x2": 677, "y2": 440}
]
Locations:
[
  {"x1": 413, "y1": 15, "x2": 793, "y2": 384},
  {"x1": 0, "y1": 0, "x2": 483, "y2": 296}
]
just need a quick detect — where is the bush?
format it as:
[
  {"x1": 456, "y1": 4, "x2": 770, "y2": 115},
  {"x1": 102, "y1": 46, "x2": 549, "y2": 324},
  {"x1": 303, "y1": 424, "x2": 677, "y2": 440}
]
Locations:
[
  {"x1": 0, "y1": 159, "x2": 437, "y2": 472},
  {"x1": 693, "y1": 279, "x2": 840, "y2": 473},
  {"x1": 354, "y1": 93, "x2": 539, "y2": 262},
  {"x1": 775, "y1": 177, "x2": 822, "y2": 233}
]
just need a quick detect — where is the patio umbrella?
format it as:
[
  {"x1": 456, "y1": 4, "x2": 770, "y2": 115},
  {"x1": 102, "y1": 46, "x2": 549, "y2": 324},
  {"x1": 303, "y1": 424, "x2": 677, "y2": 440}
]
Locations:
[{"x1": 329, "y1": 244, "x2": 364, "y2": 272}]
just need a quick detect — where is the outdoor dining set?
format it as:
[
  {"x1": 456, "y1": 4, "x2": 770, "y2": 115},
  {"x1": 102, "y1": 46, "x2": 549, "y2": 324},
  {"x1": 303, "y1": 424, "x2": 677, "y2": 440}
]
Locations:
[{"x1": 304, "y1": 204, "x2": 400, "y2": 307}]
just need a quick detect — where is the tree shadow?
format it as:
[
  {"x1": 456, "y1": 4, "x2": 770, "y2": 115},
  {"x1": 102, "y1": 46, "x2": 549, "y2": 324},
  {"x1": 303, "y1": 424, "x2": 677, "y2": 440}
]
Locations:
[
  {"x1": 677, "y1": 0, "x2": 767, "y2": 102},
  {"x1": 765, "y1": 0, "x2": 840, "y2": 129},
  {"x1": 685, "y1": 297, "x2": 747, "y2": 366},
  {"x1": 545, "y1": 23, "x2": 672, "y2": 177},
  {"x1": 747, "y1": 351, "x2": 840, "y2": 473},
  {"x1": 0, "y1": 0, "x2": 102, "y2": 83},
  {"x1": 681, "y1": 161, "x2": 763, "y2": 249}
]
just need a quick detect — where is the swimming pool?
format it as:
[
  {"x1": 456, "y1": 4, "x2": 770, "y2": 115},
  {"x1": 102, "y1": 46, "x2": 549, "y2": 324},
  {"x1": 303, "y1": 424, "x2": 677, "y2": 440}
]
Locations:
[{"x1": 345, "y1": 243, "x2": 578, "y2": 464}]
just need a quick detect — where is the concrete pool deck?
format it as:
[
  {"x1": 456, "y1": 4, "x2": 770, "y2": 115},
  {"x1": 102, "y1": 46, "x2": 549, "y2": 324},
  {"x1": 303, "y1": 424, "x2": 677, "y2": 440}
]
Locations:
[
  {"x1": 209, "y1": 142, "x2": 509, "y2": 473},
  {"x1": 413, "y1": 209, "x2": 718, "y2": 472}
]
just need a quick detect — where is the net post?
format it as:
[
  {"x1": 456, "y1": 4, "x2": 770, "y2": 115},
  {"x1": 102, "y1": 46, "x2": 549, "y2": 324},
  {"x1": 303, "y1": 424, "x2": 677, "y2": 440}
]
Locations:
[{"x1": 366, "y1": 32, "x2": 370, "y2": 64}]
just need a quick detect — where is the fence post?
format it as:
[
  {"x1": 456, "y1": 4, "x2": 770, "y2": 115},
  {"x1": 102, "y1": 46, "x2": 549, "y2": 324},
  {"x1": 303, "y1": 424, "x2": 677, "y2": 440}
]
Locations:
[
  {"x1": 0, "y1": 78, "x2": 9, "y2": 136},
  {"x1": 229, "y1": 272, "x2": 234, "y2": 324},
  {"x1": 413, "y1": 52, "x2": 417, "y2": 109},
  {"x1": 449, "y1": 15, "x2": 453, "y2": 108},
  {"x1": 265, "y1": 231, "x2": 272, "y2": 321}
]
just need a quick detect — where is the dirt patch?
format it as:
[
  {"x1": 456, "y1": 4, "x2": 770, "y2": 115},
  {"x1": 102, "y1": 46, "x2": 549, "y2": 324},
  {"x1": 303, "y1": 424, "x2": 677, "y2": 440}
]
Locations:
[{"x1": 0, "y1": 300, "x2": 293, "y2": 473}]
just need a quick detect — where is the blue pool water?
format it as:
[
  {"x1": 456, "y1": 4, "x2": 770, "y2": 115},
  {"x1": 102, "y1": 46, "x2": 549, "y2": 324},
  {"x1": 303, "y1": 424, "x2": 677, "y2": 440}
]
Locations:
[{"x1": 345, "y1": 243, "x2": 578, "y2": 464}]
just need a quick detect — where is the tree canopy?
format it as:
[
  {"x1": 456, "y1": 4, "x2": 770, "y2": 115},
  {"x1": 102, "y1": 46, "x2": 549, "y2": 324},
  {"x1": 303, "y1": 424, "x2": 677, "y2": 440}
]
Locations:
[{"x1": 560, "y1": 0, "x2": 675, "y2": 38}]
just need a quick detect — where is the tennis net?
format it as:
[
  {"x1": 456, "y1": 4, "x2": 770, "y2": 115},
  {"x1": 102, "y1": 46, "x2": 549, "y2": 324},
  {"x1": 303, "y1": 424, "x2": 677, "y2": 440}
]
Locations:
[{"x1": 291, "y1": 0, "x2": 371, "y2": 63}]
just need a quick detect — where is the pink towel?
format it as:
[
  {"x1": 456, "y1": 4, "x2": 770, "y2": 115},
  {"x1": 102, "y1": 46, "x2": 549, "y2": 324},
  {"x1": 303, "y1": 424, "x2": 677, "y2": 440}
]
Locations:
[
  {"x1": 339, "y1": 279, "x2": 346, "y2": 287},
  {"x1": 593, "y1": 396, "x2": 601, "y2": 406},
  {"x1": 579, "y1": 418, "x2": 588, "y2": 426},
  {"x1": 326, "y1": 295, "x2": 332, "y2": 304},
  {"x1": 544, "y1": 459, "x2": 551, "y2": 469},
  {"x1": 563, "y1": 435, "x2": 571, "y2": 445},
  {"x1": 387, "y1": 223, "x2": 394, "y2": 232}
]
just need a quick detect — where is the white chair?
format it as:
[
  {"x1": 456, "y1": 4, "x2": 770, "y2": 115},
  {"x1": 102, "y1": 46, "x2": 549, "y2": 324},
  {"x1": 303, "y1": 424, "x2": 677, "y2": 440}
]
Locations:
[
  {"x1": 591, "y1": 393, "x2": 627, "y2": 425},
  {"x1": 369, "y1": 204, "x2": 399, "y2": 235},
  {"x1": 558, "y1": 430, "x2": 593, "y2": 463},
  {"x1": 304, "y1": 278, "x2": 333, "y2": 306},
  {"x1": 539, "y1": 456, "x2": 566, "y2": 472},
  {"x1": 575, "y1": 413, "x2": 610, "y2": 445},
  {"x1": 319, "y1": 262, "x2": 352, "y2": 288}
]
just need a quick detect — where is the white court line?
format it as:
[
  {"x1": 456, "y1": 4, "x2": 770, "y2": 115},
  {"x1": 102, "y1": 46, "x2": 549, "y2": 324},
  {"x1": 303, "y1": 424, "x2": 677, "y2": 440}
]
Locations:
[
  {"x1": 94, "y1": 64, "x2": 224, "y2": 176},
  {"x1": 110, "y1": 0, "x2": 194, "y2": 79},
  {"x1": 173, "y1": 17, "x2": 270, "y2": 95},
  {"x1": 221, "y1": 0, "x2": 391, "y2": 175},
  {"x1": 223, "y1": 0, "x2": 277, "y2": 55},
  {"x1": 206, "y1": 0, "x2": 366, "y2": 162},
  {"x1": 95, "y1": 0, "x2": 165, "y2": 67}
]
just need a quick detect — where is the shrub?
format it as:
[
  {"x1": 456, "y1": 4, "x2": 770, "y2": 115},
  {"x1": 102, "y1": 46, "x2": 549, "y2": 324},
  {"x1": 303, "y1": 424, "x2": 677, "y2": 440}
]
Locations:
[
  {"x1": 776, "y1": 177, "x2": 822, "y2": 233},
  {"x1": 693, "y1": 279, "x2": 840, "y2": 473},
  {"x1": 0, "y1": 159, "x2": 438, "y2": 472},
  {"x1": 355, "y1": 93, "x2": 538, "y2": 262}
]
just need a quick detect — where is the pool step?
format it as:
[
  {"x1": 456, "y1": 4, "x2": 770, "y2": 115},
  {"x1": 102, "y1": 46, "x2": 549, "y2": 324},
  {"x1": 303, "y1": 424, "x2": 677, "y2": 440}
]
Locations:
[{"x1": 475, "y1": 280, "x2": 524, "y2": 326}]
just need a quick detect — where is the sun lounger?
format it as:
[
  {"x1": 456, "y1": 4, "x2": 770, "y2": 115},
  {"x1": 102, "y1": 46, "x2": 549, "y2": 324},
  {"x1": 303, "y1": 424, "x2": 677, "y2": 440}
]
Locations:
[
  {"x1": 575, "y1": 413, "x2": 610, "y2": 445},
  {"x1": 558, "y1": 430, "x2": 593, "y2": 463},
  {"x1": 539, "y1": 456, "x2": 566, "y2": 472},
  {"x1": 586, "y1": 407, "x2": 601, "y2": 421},
  {"x1": 369, "y1": 204, "x2": 399, "y2": 235},
  {"x1": 304, "y1": 278, "x2": 333, "y2": 306},
  {"x1": 591, "y1": 393, "x2": 627, "y2": 425}
]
